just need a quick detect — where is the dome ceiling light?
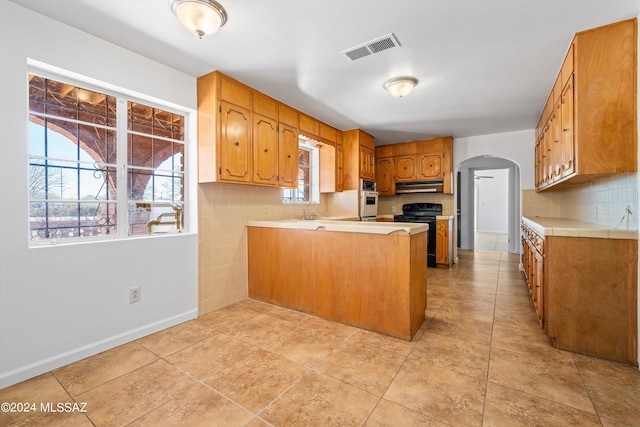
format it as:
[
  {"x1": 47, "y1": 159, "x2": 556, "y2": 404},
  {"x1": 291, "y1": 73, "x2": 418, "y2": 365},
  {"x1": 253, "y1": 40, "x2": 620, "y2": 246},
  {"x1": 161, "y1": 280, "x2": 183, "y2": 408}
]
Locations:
[
  {"x1": 169, "y1": 0, "x2": 228, "y2": 39},
  {"x1": 383, "y1": 76, "x2": 418, "y2": 98}
]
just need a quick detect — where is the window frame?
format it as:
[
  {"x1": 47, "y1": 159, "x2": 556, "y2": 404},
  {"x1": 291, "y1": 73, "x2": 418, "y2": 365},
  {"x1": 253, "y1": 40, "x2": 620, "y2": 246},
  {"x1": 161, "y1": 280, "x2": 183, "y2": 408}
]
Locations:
[
  {"x1": 27, "y1": 65, "x2": 192, "y2": 246},
  {"x1": 282, "y1": 140, "x2": 320, "y2": 204}
]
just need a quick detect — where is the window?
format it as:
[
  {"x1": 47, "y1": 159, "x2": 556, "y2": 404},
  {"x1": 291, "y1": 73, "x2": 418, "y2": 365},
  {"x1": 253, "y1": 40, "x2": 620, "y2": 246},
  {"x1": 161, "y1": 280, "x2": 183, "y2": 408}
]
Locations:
[
  {"x1": 282, "y1": 141, "x2": 319, "y2": 203},
  {"x1": 28, "y1": 72, "x2": 186, "y2": 243}
]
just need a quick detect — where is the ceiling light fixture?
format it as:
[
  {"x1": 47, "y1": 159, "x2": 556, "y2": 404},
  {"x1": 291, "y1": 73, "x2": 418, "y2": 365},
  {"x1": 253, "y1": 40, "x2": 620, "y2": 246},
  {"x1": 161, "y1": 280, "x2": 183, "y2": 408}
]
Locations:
[
  {"x1": 169, "y1": 0, "x2": 228, "y2": 39},
  {"x1": 383, "y1": 76, "x2": 418, "y2": 98}
]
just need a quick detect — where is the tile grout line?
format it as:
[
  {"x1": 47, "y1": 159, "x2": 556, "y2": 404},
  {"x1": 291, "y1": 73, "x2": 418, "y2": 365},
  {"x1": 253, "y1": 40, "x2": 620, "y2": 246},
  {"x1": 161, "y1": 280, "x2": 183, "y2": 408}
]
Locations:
[{"x1": 480, "y1": 252, "x2": 504, "y2": 426}]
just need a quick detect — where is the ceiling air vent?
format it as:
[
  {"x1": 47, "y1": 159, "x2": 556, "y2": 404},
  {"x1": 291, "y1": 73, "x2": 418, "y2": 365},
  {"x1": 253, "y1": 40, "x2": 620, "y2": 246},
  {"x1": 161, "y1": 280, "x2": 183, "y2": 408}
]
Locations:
[{"x1": 341, "y1": 33, "x2": 401, "y2": 61}]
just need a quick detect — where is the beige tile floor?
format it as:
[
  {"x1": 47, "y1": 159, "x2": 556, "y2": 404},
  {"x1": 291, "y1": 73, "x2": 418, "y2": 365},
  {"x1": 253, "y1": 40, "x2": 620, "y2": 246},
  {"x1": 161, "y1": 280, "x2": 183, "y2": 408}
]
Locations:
[
  {"x1": 2, "y1": 250, "x2": 639, "y2": 426},
  {"x1": 475, "y1": 232, "x2": 509, "y2": 252}
]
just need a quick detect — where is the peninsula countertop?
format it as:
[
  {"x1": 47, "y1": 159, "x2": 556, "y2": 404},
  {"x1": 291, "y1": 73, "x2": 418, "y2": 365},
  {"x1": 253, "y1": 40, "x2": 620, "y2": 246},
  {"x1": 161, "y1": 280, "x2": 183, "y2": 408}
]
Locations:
[
  {"x1": 522, "y1": 216, "x2": 638, "y2": 240},
  {"x1": 247, "y1": 219, "x2": 428, "y2": 235}
]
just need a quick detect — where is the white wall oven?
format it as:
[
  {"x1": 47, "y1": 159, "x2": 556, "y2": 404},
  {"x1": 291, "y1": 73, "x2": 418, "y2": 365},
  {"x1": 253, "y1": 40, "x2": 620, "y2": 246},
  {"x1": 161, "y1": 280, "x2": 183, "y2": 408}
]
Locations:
[{"x1": 360, "y1": 179, "x2": 379, "y2": 220}]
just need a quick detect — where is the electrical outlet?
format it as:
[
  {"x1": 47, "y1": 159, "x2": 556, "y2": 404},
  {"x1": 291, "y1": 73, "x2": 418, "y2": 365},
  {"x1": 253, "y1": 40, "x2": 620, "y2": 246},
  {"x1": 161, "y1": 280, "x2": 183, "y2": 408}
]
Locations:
[
  {"x1": 263, "y1": 205, "x2": 269, "y2": 214},
  {"x1": 129, "y1": 287, "x2": 141, "y2": 304},
  {"x1": 391, "y1": 206, "x2": 397, "y2": 213}
]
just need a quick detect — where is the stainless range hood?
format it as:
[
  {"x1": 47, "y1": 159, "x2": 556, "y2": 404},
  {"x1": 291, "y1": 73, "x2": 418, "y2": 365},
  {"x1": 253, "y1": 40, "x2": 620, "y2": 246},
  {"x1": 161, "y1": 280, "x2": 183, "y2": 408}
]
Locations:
[{"x1": 395, "y1": 180, "x2": 443, "y2": 194}]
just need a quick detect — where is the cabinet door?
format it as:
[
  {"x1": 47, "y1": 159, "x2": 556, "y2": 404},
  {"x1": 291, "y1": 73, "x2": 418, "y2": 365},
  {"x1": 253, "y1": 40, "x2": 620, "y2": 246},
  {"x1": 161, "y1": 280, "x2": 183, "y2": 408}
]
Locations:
[
  {"x1": 359, "y1": 146, "x2": 375, "y2": 180},
  {"x1": 219, "y1": 101, "x2": 251, "y2": 183},
  {"x1": 542, "y1": 123, "x2": 553, "y2": 185},
  {"x1": 395, "y1": 155, "x2": 417, "y2": 181},
  {"x1": 376, "y1": 157, "x2": 395, "y2": 196},
  {"x1": 278, "y1": 123, "x2": 298, "y2": 188},
  {"x1": 335, "y1": 143, "x2": 344, "y2": 192},
  {"x1": 436, "y1": 220, "x2": 448, "y2": 265},
  {"x1": 534, "y1": 140, "x2": 542, "y2": 188},
  {"x1": 418, "y1": 153, "x2": 443, "y2": 180},
  {"x1": 561, "y1": 77, "x2": 575, "y2": 178},
  {"x1": 521, "y1": 236, "x2": 529, "y2": 282},
  {"x1": 533, "y1": 250, "x2": 544, "y2": 326},
  {"x1": 551, "y1": 102, "x2": 563, "y2": 181},
  {"x1": 367, "y1": 148, "x2": 375, "y2": 180},
  {"x1": 252, "y1": 113, "x2": 279, "y2": 186}
]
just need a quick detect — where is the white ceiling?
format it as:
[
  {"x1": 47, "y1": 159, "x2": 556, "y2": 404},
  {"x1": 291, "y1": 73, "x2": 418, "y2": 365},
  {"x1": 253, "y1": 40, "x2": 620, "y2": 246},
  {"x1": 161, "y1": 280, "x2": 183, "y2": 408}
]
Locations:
[{"x1": 11, "y1": 0, "x2": 640, "y2": 145}]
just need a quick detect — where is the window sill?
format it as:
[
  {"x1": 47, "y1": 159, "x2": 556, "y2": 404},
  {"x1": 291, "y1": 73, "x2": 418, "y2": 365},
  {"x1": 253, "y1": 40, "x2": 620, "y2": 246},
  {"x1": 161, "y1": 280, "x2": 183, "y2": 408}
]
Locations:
[{"x1": 28, "y1": 230, "x2": 197, "y2": 249}]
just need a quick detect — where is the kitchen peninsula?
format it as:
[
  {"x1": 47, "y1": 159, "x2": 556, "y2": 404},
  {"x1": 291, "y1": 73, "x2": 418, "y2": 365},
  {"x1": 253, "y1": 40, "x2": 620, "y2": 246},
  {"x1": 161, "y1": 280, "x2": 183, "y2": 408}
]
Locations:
[{"x1": 247, "y1": 220, "x2": 428, "y2": 340}]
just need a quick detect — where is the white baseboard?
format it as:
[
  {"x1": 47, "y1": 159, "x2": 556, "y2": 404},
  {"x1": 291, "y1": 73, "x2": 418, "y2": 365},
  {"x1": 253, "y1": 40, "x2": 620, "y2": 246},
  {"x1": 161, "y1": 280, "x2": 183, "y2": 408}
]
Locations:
[{"x1": 0, "y1": 309, "x2": 197, "y2": 389}]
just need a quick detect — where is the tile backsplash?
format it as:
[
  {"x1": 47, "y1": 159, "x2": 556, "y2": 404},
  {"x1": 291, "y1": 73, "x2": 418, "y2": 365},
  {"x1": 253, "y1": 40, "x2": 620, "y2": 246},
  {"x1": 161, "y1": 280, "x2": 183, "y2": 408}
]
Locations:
[
  {"x1": 522, "y1": 172, "x2": 638, "y2": 230},
  {"x1": 378, "y1": 193, "x2": 455, "y2": 216}
]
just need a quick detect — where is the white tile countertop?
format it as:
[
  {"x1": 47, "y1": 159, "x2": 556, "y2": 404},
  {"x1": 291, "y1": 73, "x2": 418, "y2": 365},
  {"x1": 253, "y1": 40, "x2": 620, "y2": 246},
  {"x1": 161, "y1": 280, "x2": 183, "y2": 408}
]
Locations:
[
  {"x1": 522, "y1": 216, "x2": 638, "y2": 240},
  {"x1": 247, "y1": 219, "x2": 428, "y2": 235}
]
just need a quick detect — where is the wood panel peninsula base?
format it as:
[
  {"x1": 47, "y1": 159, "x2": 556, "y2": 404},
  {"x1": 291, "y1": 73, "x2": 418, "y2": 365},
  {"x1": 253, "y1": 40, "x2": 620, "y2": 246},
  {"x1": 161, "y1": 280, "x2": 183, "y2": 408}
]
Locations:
[{"x1": 247, "y1": 220, "x2": 428, "y2": 340}]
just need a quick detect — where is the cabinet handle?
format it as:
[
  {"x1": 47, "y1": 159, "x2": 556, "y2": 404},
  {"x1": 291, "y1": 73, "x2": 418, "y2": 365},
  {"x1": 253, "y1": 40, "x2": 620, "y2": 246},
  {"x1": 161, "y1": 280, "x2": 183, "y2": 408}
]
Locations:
[
  {"x1": 264, "y1": 149, "x2": 268, "y2": 153},
  {"x1": 563, "y1": 128, "x2": 569, "y2": 132},
  {"x1": 234, "y1": 141, "x2": 240, "y2": 146},
  {"x1": 288, "y1": 154, "x2": 291, "y2": 158}
]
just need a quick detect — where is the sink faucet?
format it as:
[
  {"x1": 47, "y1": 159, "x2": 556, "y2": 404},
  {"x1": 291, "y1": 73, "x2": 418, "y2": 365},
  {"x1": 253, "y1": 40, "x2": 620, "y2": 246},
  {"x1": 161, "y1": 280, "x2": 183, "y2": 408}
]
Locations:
[{"x1": 303, "y1": 201, "x2": 318, "y2": 220}]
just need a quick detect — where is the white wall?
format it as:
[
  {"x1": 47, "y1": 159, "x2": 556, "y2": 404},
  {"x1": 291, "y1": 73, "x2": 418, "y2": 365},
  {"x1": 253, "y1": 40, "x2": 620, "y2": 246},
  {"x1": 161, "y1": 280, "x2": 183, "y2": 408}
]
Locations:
[
  {"x1": 454, "y1": 129, "x2": 534, "y2": 254},
  {"x1": 455, "y1": 129, "x2": 535, "y2": 188},
  {"x1": 0, "y1": 2, "x2": 198, "y2": 388},
  {"x1": 475, "y1": 169, "x2": 509, "y2": 233}
]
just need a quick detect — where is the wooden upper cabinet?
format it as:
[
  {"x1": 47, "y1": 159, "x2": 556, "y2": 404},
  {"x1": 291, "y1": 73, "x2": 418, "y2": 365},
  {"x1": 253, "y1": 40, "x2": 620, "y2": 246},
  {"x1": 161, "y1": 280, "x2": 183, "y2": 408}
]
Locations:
[
  {"x1": 560, "y1": 43, "x2": 574, "y2": 89},
  {"x1": 395, "y1": 155, "x2": 417, "y2": 181},
  {"x1": 342, "y1": 129, "x2": 375, "y2": 190},
  {"x1": 360, "y1": 146, "x2": 375, "y2": 181},
  {"x1": 219, "y1": 101, "x2": 252, "y2": 183},
  {"x1": 417, "y1": 153, "x2": 442, "y2": 180},
  {"x1": 376, "y1": 157, "x2": 395, "y2": 195},
  {"x1": 197, "y1": 71, "x2": 364, "y2": 193},
  {"x1": 560, "y1": 77, "x2": 575, "y2": 178},
  {"x1": 278, "y1": 123, "x2": 298, "y2": 188},
  {"x1": 220, "y1": 74, "x2": 251, "y2": 109},
  {"x1": 279, "y1": 104, "x2": 299, "y2": 128},
  {"x1": 299, "y1": 113, "x2": 320, "y2": 138},
  {"x1": 319, "y1": 122, "x2": 338, "y2": 145},
  {"x1": 335, "y1": 132, "x2": 344, "y2": 192},
  {"x1": 253, "y1": 92, "x2": 278, "y2": 120},
  {"x1": 375, "y1": 145, "x2": 395, "y2": 196},
  {"x1": 374, "y1": 136, "x2": 453, "y2": 194},
  {"x1": 535, "y1": 18, "x2": 637, "y2": 191},
  {"x1": 252, "y1": 113, "x2": 279, "y2": 186}
]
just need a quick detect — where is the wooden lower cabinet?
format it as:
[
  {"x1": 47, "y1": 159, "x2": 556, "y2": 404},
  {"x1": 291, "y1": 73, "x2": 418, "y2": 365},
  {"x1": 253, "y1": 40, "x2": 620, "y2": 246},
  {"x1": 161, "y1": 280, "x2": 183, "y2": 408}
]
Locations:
[
  {"x1": 248, "y1": 226, "x2": 427, "y2": 340},
  {"x1": 436, "y1": 217, "x2": 453, "y2": 268},
  {"x1": 521, "y1": 227, "x2": 544, "y2": 326},
  {"x1": 521, "y1": 221, "x2": 638, "y2": 365}
]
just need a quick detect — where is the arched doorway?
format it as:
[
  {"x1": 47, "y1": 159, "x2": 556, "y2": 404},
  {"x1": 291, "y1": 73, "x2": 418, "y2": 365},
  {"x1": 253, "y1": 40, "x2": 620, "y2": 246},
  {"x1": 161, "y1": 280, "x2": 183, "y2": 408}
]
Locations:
[{"x1": 456, "y1": 156, "x2": 521, "y2": 254}]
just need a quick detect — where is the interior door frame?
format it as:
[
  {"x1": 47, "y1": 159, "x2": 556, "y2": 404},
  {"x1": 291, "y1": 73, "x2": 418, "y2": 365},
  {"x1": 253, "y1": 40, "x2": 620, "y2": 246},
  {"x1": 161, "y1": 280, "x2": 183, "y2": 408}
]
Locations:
[{"x1": 455, "y1": 156, "x2": 521, "y2": 255}]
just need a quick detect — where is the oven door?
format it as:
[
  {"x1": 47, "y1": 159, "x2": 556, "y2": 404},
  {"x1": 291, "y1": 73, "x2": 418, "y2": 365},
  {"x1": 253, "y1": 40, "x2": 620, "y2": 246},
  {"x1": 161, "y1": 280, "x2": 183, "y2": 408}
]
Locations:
[{"x1": 360, "y1": 191, "x2": 379, "y2": 218}]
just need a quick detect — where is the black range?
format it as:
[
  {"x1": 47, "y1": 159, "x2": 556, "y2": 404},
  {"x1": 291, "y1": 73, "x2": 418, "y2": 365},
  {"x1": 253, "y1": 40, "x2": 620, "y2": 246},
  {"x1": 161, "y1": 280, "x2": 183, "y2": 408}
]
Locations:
[{"x1": 395, "y1": 203, "x2": 442, "y2": 268}]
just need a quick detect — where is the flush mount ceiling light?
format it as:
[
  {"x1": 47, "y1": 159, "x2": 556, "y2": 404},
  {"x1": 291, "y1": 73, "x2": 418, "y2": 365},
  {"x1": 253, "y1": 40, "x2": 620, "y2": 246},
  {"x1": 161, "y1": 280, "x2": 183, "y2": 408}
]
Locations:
[
  {"x1": 169, "y1": 0, "x2": 228, "y2": 39},
  {"x1": 383, "y1": 76, "x2": 418, "y2": 98}
]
